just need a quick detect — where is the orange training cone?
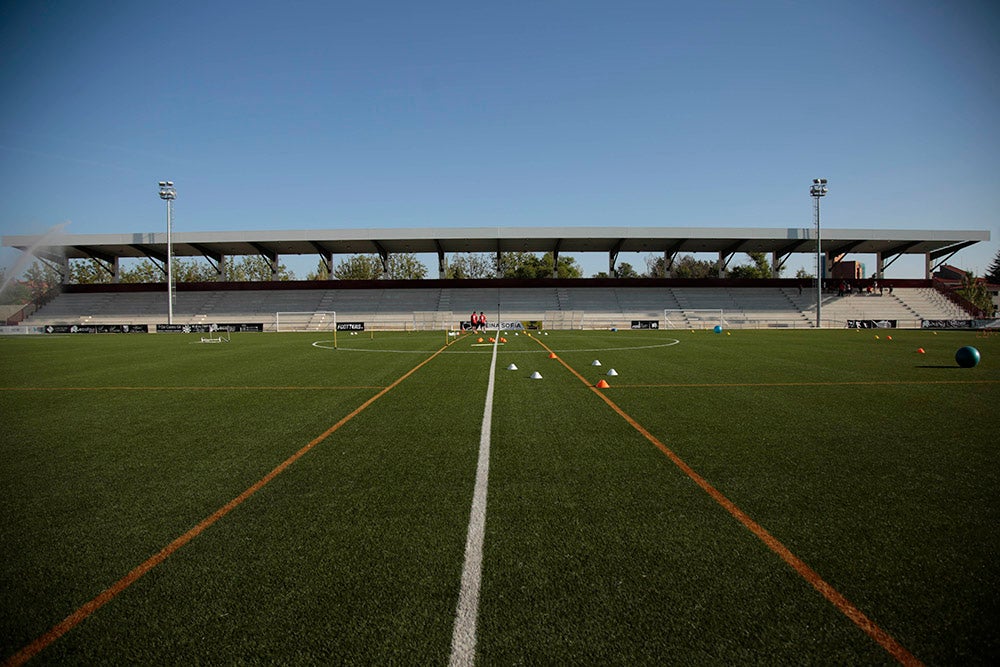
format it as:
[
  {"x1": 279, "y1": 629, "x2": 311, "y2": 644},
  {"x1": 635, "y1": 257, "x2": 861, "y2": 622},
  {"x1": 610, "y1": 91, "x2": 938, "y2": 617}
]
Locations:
[
  {"x1": 548, "y1": 352, "x2": 557, "y2": 359},
  {"x1": 596, "y1": 379, "x2": 610, "y2": 388},
  {"x1": 917, "y1": 348, "x2": 925, "y2": 354}
]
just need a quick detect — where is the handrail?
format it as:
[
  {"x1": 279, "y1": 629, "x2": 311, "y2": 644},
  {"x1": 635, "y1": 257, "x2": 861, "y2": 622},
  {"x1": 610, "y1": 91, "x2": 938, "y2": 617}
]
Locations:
[{"x1": 932, "y1": 278, "x2": 981, "y2": 317}]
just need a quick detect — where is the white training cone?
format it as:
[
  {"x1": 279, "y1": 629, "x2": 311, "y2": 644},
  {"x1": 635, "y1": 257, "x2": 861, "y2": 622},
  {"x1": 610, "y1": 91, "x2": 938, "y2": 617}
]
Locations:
[
  {"x1": 591, "y1": 359, "x2": 602, "y2": 366},
  {"x1": 530, "y1": 371, "x2": 543, "y2": 379},
  {"x1": 507, "y1": 363, "x2": 518, "y2": 371},
  {"x1": 607, "y1": 368, "x2": 619, "y2": 376}
]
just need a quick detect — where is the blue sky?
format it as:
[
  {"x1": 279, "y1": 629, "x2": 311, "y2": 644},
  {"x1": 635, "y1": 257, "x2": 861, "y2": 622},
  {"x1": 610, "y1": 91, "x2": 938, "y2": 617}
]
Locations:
[{"x1": 1, "y1": 0, "x2": 997, "y2": 279}]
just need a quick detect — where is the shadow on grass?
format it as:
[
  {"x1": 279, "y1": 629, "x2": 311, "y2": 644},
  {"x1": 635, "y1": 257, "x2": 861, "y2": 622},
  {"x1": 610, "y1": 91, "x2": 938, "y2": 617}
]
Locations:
[{"x1": 916, "y1": 365, "x2": 963, "y2": 369}]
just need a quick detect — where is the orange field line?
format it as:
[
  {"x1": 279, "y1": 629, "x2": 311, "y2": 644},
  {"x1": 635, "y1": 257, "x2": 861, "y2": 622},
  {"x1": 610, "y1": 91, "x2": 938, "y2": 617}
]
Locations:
[
  {"x1": 532, "y1": 339, "x2": 922, "y2": 667},
  {"x1": 0, "y1": 386, "x2": 386, "y2": 391},
  {"x1": 603, "y1": 379, "x2": 999, "y2": 389},
  {"x1": 2, "y1": 344, "x2": 449, "y2": 667}
]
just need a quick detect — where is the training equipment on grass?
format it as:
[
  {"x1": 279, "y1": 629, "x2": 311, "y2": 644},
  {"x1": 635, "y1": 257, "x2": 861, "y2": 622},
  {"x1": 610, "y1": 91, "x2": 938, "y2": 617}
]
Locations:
[
  {"x1": 507, "y1": 363, "x2": 518, "y2": 371},
  {"x1": 595, "y1": 379, "x2": 610, "y2": 388},
  {"x1": 591, "y1": 359, "x2": 601, "y2": 366},
  {"x1": 548, "y1": 352, "x2": 557, "y2": 359},
  {"x1": 713, "y1": 325, "x2": 722, "y2": 334},
  {"x1": 955, "y1": 346, "x2": 981, "y2": 368},
  {"x1": 530, "y1": 371, "x2": 542, "y2": 379},
  {"x1": 197, "y1": 326, "x2": 231, "y2": 343},
  {"x1": 607, "y1": 368, "x2": 618, "y2": 376},
  {"x1": 917, "y1": 348, "x2": 925, "y2": 354}
]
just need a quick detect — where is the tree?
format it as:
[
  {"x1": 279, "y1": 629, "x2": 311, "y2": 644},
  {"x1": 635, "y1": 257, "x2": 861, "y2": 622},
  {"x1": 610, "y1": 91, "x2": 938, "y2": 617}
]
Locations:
[
  {"x1": 986, "y1": 248, "x2": 1000, "y2": 284},
  {"x1": 175, "y1": 259, "x2": 219, "y2": 282},
  {"x1": 118, "y1": 258, "x2": 218, "y2": 283},
  {"x1": 446, "y1": 253, "x2": 496, "y2": 279},
  {"x1": 614, "y1": 262, "x2": 641, "y2": 278},
  {"x1": 958, "y1": 270, "x2": 994, "y2": 316},
  {"x1": 0, "y1": 268, "x2": 31, "y2": 304},
  {"x1": 729, "y1": 252, "x2": 774, "y2": 279},
  {"x1": 672, "y1": 255, "x2": 719, "y2": 279},
  {"x1": 69, "y1": 259, "x2": 113, "y2": 284},
  {"x1": 19, "y1": 261, "x2": 62, "y2": 302},
  {"x1": 388, "y1": 253, "x2": 429, "y2": 280},
  {"x1": 120, "y1": 260, "x2": 163, "y2": 284},
  {"x1": 497, "y1": 252, "x2": 582, "y2": 279},
  {"x1": 332, "y1": 253, "x2": 428, "y2": 280},
  {"x1": 333, "y1": 255, "x2": 382, "y2": 280},
  {"x1": 795, "y1": 267, "x2": 814, "y2": 279},
  {"x1": 225, "y1": 256, "x2": 295, "y2": 281},
  {"x1": 306, "y1": 259, "x2": 331, "y2": 281},
  {"x1": 644, "y1": 255, "x2": 667, "y2": 278}
]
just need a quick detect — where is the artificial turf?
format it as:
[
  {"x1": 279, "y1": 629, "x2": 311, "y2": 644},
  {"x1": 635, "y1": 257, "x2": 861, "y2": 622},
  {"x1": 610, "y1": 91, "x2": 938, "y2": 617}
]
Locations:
[{"x1": 0, "y1": 328, "x2": 997, "y2": 664}]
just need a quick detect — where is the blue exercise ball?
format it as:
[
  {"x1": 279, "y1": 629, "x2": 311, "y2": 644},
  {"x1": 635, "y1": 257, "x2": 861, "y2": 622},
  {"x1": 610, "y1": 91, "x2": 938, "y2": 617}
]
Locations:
[
  {"x1": 955, "y1": 346, "x2": 981, "y2": 368},
  {"x1": 713, "y1": 325, "x2": 722, "y2": 334}
]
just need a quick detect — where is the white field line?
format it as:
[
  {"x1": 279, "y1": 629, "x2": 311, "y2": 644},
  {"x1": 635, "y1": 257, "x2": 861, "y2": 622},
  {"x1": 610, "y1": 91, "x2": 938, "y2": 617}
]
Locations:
[{"x1": 448, "y1": 332, "x2": 500, "y2": 667}]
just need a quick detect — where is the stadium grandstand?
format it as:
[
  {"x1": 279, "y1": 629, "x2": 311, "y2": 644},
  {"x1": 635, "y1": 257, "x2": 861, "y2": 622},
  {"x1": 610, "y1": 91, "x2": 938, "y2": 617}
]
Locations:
[{"x1": 2, "y1": 226, "x2": 991, "y2": 330}]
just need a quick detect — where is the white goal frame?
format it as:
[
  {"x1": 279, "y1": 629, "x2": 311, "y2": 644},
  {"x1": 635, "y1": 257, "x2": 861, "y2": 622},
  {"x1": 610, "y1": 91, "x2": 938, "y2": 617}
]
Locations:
[
  {"x1": 275, "y1": 311, "x2": 337, "y2": 332},
  {"x1": 663, "y1": 308, "x2": 726, "y2": 330}
]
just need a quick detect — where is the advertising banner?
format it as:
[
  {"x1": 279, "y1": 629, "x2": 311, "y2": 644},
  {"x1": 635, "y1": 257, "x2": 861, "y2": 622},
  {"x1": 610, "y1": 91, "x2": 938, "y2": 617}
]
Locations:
[
  {"x1": 156, "y1": 323, "x2": 263, "y2": 333},
  {"x1": 45, "y1": 324, "x2": 149, "y2": 334},
  {"x1": 846, "y1": 320, "x2": 897, "y2": 329}
]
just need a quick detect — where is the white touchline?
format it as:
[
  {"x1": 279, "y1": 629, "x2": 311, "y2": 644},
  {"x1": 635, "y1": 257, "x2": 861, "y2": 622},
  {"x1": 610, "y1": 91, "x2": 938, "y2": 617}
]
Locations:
[{"x1": 448, "y1": 332, "x2": 499, "y2": 667}]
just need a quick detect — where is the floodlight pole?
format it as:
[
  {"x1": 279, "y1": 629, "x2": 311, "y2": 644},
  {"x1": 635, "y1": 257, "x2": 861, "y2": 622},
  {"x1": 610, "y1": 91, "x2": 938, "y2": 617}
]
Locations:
[
  {"x1": 158, "y1": 181, "x2": 177, "y2": 325},
  {"x1": 810, "y1": 178, "x2": 828, "y2": 328}
]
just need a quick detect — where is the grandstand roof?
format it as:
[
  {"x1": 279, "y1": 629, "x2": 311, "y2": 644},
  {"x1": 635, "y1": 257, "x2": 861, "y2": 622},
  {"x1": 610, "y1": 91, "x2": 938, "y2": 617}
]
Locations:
[{"x1": 3, "y1": 226, "x2": 989, "y2": 265}]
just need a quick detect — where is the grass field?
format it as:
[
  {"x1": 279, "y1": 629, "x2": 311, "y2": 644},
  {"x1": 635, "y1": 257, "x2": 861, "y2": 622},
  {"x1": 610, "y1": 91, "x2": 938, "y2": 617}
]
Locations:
[{"x1": 1, "y1": 327, "x2": 998, "y2": 665}]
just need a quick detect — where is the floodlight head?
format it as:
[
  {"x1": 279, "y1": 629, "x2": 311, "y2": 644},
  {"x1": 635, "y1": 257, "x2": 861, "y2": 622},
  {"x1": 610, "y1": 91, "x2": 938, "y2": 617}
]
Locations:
[
  {"x1": 158, "y1": 181, "x2": 167, "y2": 186},
  {"x1": 166, "y1": 181, "x2": 173, "y2": 186}
]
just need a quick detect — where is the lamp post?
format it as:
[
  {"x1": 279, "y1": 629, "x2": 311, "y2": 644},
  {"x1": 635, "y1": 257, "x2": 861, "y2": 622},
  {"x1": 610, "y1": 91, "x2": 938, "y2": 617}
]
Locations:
[
  {"x1": 158, "y1": 181, "x2": 176, "y2": 324},
  {"x1": 810, "y1": 178, "x2": 828, "y2": 328}
]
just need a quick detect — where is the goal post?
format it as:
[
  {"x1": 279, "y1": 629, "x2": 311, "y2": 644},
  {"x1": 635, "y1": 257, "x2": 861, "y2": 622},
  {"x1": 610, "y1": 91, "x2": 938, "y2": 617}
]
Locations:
[
  {"x1": 275, "y1": 311, "x2": 337, "y2": 333},
  {"x1": 663, "y1": 309, "x2": 726, "y2": 330}
]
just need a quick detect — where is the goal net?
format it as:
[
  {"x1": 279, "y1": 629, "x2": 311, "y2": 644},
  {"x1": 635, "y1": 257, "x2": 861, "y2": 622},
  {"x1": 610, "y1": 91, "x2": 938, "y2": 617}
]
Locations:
[
  {"x1": 663, "y1": 309, "x2": 726, "y2": 330},
  {"x1": 275, "y1": 311, "x2": 337, "y2": 332}
]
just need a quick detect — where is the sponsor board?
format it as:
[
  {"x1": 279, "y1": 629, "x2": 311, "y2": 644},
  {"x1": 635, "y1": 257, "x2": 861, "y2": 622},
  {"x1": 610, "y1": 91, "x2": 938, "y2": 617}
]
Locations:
[
  {"x1": 460, "y1": 320, "x2": 528, "y2": 331},
  {"x1": 922, "y1": 318, "x2": 1000, "y2": 330},
  {"x1": 45, "y1": 324, "x2": 149, "y2": 334},
  {"x1": 336, "y1": 322, "x2": 365, "y2": 331},
  {"x1": 156, "y1": 323, "x2": 263, "y2": 333},
  {"x1": 847, "y1": 319, "x2": 897, "y2": 329},
  {"x1": 631, "y1": 320, "x2": 660, "y2": 330},
  {"x1": 0, "y1": 326, "x2": 46, "y2": 335}
]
